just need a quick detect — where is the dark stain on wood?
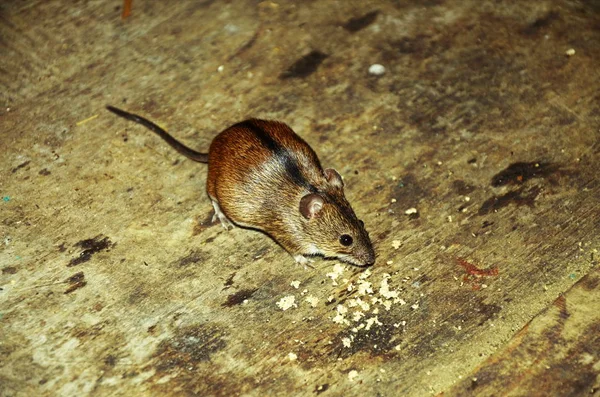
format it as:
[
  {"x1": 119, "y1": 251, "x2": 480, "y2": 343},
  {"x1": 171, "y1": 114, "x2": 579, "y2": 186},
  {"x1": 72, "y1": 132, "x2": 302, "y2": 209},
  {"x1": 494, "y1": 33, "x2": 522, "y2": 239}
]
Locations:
[
  {"x1": 192, "y1": 213, "x2": 214, "y2": 235},
  {"x1": 452, "y1": 180, "x2": 476, "y2": 195},
  {"x1": 343, "y1": 10, "x2": 379, "y2": 33},
  {"x1": 520, "y1": 11, "x2": 560, "y2": 36},
  {"x1": 390, "y1": 173, "x2": 428, "y2": 208},
  {"x1": 127, "y1": 286, "x2": 149, "y2": 304},
  {"x1": 279, "y1": 50, "x2": 328, "y2": 79},
  {"x1": 11, "y1": 160, "x2": 30, "y2": 173},
  {"x1": 2, "y1": 266, "x2": 17, "y2": 274},
  {"x1": 104, "y1": 354, "x2": 117, "y2": 367},
  {"x1": 38, "y1": 168, "x2": 51, "y2": 176},
  {"x1": 67, "y1": 235, "x2": 114, "y2": 267},
  {"x1": 222, "y1": 288, "x2": 258, "y2": 307},
  {"x1": 222, "y1": 271, "x2": 236, "y2": 290},
  {"x1": 175, "y1": 250, "x2": 208, "y2": 267},
  {"x1": 478, "y1": 186, "x2": 541, "y2": 215},
  {"x1": 580, "y1": 274, "x2": 600, "y2": 291},
  {"x1": 152, "y1": 324, "x2": 227, "y2": 371},
  {"x1": 64, "y1": 271, "x2": 87, "y2": 294},
  {"x1": 491, "y1": 161, "x2": 559, "y2": 187}
]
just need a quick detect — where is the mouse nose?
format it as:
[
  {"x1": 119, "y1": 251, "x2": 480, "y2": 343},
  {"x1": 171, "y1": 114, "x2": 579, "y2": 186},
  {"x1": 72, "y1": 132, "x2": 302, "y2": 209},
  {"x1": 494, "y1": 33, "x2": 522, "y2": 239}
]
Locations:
[{"x1": 360, "y1": 248, "x2": 376, "y2": 267}]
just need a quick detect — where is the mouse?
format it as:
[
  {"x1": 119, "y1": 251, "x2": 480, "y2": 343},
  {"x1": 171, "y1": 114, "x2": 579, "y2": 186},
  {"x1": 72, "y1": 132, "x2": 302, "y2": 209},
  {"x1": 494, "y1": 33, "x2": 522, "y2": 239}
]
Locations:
[{"x1": 106, "y1": 105, "x2": 375, "y2": 267}]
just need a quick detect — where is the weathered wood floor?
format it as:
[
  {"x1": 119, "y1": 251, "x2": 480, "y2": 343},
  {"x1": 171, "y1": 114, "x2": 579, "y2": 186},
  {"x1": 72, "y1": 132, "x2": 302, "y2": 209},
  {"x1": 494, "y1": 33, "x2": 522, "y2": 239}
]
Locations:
[{"x1": 1, "y1": 1, "x2": 599, "y2": 396}]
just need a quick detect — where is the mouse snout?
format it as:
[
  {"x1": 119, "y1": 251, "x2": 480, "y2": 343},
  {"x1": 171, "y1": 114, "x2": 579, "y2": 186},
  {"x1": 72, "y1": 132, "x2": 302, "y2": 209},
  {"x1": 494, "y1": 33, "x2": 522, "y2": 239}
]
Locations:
[{"x1": 355, "y1": 245, "x2": 376, "y2": 267}]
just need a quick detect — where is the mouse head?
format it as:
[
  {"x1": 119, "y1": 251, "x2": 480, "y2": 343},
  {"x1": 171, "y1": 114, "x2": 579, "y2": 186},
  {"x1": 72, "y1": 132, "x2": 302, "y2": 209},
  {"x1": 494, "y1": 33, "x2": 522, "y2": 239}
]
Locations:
[{"x1": 299, "y1": 168, "x2": 375, "y2": 267}]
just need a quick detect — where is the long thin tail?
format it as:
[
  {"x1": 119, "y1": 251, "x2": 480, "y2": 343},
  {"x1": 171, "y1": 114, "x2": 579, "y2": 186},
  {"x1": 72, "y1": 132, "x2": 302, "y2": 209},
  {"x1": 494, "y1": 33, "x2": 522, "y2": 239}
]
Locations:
[{"x1": 106, "y1": 105, "x2": 209, "y2": 163}]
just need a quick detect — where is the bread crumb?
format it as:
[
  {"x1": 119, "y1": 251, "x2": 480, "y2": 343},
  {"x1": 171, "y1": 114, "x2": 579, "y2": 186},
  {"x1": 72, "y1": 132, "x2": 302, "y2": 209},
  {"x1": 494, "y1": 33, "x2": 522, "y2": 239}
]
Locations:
[
  {"x1": 365, "y1": 316, "x2": 383, "y2": 330},
  {"x1": 276, "y1": 296, "x2": 297, "y2": 311},
  {"x1": 290, "y1": 280, "x2": 300, "y2": 289},
  {"x1": 359, "y1": 268, "x2": 372, "y2": 279},
  {"x1": 405, "y1": 207, "x2": 418, "y2": 215},
  {"x1": 368, "y1": 64, "x2": 386, "y2": 75},
  {"x1": 288, "y1": 352, "x2": 297, "y2": 361},
  {"x1": 348, "y1": 370, "x2": 359, "y2": 381},
  {"x1": 379, "y1": 275, "x2": 399, "y2": 299},
  {"x1": 305, "y1": 295, "x2": 319, "y2": 308},
  {"x1": 326, "y1": 263, "x2": 345, "y2": 285}
]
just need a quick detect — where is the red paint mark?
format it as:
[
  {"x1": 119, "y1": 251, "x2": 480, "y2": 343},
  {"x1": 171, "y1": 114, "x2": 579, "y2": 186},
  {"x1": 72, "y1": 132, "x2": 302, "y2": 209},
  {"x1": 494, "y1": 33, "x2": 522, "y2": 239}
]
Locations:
[
  {"x1": 457, "y1": 258, "x2": 499, "y2": 290},
  {"x1": 122, "y1": 0, "x2": 132, "y2": 19},
  {"x1": 457, "y1": 258, "x2": 499, "y2": 277}
]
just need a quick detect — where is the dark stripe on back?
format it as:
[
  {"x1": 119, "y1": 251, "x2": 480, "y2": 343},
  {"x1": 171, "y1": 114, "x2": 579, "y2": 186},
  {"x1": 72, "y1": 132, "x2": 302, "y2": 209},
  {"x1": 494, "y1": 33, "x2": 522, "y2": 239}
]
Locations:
[{"x1": 238, "y1": 120, "x2": 317, "y2": 192}]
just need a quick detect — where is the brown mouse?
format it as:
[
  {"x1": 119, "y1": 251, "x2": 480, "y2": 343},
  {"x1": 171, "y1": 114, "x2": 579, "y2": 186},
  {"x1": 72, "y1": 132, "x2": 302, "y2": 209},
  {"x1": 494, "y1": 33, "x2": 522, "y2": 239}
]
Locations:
[{"x1": 106, "y1": 105, "x2": 375, "y2": 266}]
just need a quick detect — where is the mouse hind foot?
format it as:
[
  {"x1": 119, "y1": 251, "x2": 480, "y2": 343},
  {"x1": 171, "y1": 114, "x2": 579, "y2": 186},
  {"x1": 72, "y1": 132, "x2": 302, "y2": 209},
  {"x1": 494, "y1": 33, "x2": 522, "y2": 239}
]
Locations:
[{"x1": 210, "y1": 198, "x2": 234, "y2": 230}]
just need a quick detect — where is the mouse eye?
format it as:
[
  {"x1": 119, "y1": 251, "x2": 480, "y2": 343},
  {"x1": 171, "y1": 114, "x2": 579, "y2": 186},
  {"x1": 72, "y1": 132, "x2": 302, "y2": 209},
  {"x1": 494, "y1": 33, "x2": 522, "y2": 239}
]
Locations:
[
  {"x1": 359, "y1": 220, "x2": 364, "y2": 227},
  {"x1": 339, "y1": 234, "x2": 353, "y2": 247}
]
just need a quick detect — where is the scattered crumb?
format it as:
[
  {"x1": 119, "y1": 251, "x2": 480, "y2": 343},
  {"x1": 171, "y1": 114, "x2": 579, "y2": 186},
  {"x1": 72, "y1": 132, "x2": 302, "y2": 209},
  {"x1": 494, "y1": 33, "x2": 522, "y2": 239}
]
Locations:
[
  {"x1": 392, "y1": 240, "x2": 401, "y2": 249},
  {"x1": 365, "y1": 316, "x2": 383, "y2": 330},
  {"x1": 391, "y1": 198, "x2": 397, "y2": 203},
  {"x1": 405, "y1": 207, "x2": 418, "y2": 215},
  {"x1": 359, "y1": 268, "x2": 372, "y2": 279},
  {"x1": 348, "y1": 370, "x2": 359, "y2": 382},
  {"x1": 332, "y1": 313, "x2": 349, "y2": 325},
  {"x1": 411, "y1": 303, "x2": 419, "y2": 310},
  {"x1": 357, "y1": 279, "x2": 373, "y2": 295},
  {"x1": 288, "y1": 352, "x2": 297, "y2": 361},
  {"x1": 305, "y1": 295, "x2": 319, "y2": 308},
  {"x1": 379, "y1": 275, "x2": 399, "y2": 299},
  {"x1": 217, "y1": 65, "x2": 225, "y2": 72},
  {"x1": 352, "y1": 311, "x2": 365, "y2": 322},
  {"x1": 342, "y1": 337, "x2": 353, "y2": 348},
  {"x1": 565, "y1": 48, "x2": 575, "y2": 56},
  {"x1": 386, "y1": 260, "x2": 393, "y2": 265},
  {"x1": 276, "y1": 296, "x2": 297, "y2": 311},
  {"x1": 368, "y1": 64, "x2": 385, "y2": 75},
  {"x1": 326, "y1": 263, "x2": 345, "y2": 285},
  {"x1": 290, "y1": 280, "x2": 300, "y2": 289}
]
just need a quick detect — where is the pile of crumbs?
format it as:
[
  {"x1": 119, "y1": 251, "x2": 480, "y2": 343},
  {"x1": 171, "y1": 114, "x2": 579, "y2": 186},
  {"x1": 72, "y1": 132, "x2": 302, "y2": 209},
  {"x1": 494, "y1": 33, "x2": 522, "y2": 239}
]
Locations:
[{"x1": 276, "y1": 264, "x2": 413, "y2": 350}]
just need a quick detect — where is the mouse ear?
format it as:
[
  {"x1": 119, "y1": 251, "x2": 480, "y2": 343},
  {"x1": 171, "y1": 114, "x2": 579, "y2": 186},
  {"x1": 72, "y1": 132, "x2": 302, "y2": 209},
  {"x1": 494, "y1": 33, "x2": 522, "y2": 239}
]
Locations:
[
  {"x1": 300, "y1": 193, "x2": 325, "y2": 219},
  {"x1": 324, "y1": 168, "x2": 344, "y2": 188}
]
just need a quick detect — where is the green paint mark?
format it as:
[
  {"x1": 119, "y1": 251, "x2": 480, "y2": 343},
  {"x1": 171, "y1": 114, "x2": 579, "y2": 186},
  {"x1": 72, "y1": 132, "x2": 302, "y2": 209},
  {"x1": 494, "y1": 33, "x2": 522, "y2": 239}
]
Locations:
[
  {"x1": 15, "y1": 256, "x2": 21, "y2": 260},
  {"x1": 569, "y1": 273, "x2": 576, "y2": 280},
  {"x1": 0, "y1": 313, "x2": 3, "y2": 320},
  {"x1": 397, "y1": 182, "x2": 405, "y2": 188},
  {"x1": 2, "y1": 196, "x2": 10, "y2": 202}
]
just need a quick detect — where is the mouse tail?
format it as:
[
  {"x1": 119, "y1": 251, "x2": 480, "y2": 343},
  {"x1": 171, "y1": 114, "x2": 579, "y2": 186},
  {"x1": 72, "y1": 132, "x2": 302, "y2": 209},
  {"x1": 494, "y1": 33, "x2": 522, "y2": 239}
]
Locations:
[{"x1": 106, "y1": 105, "x2": 209, "y2": 163}]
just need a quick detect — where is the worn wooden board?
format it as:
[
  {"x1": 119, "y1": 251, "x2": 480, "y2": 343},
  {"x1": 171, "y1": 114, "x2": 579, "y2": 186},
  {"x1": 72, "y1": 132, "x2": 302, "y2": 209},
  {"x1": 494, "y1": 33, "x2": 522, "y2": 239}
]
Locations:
[
  {"x1": 1, "y1": 1, "x2": 599, "y2": 396},
  {"x1": 445, "y1": 266, "x2": 600, "y2": 396}
]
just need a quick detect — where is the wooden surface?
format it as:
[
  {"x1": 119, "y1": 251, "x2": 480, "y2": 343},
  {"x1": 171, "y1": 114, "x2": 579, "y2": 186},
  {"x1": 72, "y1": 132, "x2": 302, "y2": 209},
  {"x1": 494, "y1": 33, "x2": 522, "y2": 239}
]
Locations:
[{"x1": 1, "y1": 1, "x2": 599, "y2": 396}]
